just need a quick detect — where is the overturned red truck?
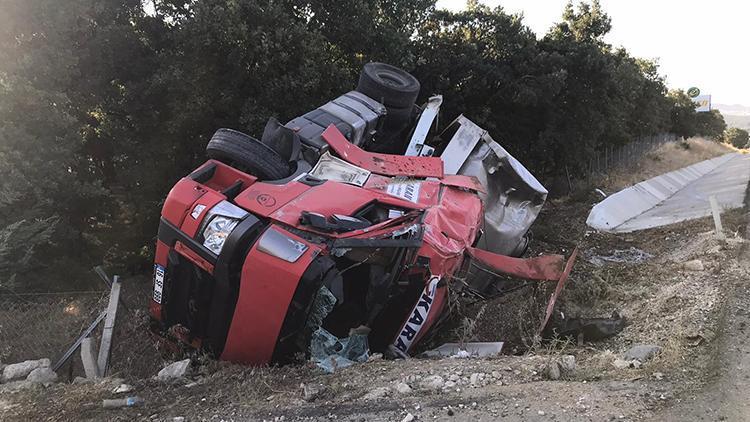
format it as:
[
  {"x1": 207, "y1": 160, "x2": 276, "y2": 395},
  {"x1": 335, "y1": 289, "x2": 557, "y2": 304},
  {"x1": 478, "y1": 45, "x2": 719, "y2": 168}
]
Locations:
[{"x1": 149, "y1": 63, "x2": 577, "y2": 364}]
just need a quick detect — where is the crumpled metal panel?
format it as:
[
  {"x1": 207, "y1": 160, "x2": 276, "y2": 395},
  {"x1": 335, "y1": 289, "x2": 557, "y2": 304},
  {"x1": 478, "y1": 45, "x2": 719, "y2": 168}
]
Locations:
[
  {"x1": 322, "y1": 125, "x2": 444, "y2": 178},
  {"x1": 441, "y1": 116, "x2": 548, "y2": 256}
]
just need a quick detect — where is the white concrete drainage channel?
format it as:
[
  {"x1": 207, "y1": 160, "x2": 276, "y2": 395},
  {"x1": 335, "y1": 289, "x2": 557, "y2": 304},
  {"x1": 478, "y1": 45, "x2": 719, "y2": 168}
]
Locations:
[{"x1": 587, "y1": 152, "x2": 750, "y2": 233}]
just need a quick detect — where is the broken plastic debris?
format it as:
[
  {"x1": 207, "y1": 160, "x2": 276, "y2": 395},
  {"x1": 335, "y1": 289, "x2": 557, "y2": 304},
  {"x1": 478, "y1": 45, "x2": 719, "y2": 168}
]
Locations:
[
  {"x1": 587, "y1": 247, "x2": 652, "y2": 267},
  {"x1": 421, "y1": 342, "x2": 504, "y2": 358},
  {"x1": 310, "y1": 327, "x2": 370, "y2": 373}
]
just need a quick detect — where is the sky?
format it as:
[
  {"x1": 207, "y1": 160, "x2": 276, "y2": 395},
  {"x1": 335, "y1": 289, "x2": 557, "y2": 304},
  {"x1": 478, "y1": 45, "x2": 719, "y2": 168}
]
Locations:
[{"x1": 436, "y1": 0, "x2": 750, "y2": 109}]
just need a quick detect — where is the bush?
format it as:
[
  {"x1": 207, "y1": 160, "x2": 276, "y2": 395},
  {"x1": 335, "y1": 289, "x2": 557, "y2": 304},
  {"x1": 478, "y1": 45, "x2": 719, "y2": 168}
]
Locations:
[{"x1": 724, "y1": 127, "x2": 750, "y2": 148}]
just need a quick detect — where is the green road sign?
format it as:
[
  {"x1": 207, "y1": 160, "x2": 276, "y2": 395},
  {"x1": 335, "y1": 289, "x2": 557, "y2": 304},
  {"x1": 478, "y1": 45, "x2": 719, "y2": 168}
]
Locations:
[{"x1": 687, "y1": 87, "x2": 701, "y2": 98}]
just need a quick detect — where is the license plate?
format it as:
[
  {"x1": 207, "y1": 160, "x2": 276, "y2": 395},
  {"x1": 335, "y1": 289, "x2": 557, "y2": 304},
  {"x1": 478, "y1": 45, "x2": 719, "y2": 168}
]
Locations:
[{"x1": 153, "y1": 264, "x2": 165, "y2": 304}]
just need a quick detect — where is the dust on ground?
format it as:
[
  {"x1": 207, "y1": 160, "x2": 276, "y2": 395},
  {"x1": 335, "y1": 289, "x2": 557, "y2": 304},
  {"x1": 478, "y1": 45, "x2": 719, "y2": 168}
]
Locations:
[{"x1": 1, "y1": 140, "x2": 749, "y2": 422}]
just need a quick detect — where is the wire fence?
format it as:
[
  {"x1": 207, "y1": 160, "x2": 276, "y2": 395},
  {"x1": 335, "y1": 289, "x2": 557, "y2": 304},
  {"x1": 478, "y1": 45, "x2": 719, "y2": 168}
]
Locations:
[
  {"x1": 586, "y1": 133, "x2": 679, "y2": 181},
  {"x1": 0, "y1": 277, "x2": 163, "y2": 380}
]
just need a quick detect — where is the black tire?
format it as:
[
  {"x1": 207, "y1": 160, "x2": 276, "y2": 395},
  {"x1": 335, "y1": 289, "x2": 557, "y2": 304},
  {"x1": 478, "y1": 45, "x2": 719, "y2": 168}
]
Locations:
[
  {"x1": 356, "y1": 62, "x2": 420, "y2": 108},
  {"x1": 382, "y1": 104, "x2": 415, "y2": 132},
  {"x1": 206, "y1": 128, "x2": 291, "y2": 180}
]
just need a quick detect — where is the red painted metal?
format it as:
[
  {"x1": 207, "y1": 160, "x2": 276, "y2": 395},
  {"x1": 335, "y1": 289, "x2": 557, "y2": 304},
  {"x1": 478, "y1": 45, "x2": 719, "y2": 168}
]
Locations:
[
  {"x1": 440, "y1": 174, "x2": 485, "y2": 193},
  {"x1": 174, "y1": 241, "x2": 215, "y2": 274},
  {"x1": 179, "y1": 190, "x2": 224, "y2": 238},
  {"x1": 220, "y1": 227, "x2": 320, "y2": 364},
  {"x1": 161, "y1": 178, "x2": 209, "y2": 227},
  {"x1": 540, "y1": 248, "x2": 579, "y2": 331},
  {"x1": 234, "y1": 181, "x2": 311, "y2": 218},
  {"x1": 322, "y1": 125, "x2": 444, "y2": 178},
  {"x1": 200, "y1": 159, "x2": 258, "y2": 192},
  {"x1": 466, "y1": 247, "x2": 568, "y2": 281},
  {"x1": 269, "y1": 180, "x2": 423, "y2": 232}
]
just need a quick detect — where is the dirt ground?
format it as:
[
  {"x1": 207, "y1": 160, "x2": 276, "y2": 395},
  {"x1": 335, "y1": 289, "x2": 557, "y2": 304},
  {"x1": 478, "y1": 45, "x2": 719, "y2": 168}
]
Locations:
[{"x1": 1, "y1": 139, "x2": 748, "y2": 422}]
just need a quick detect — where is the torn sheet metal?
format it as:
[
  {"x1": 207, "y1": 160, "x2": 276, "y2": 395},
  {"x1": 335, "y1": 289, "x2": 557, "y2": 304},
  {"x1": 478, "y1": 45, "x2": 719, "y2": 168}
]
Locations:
[
  {"x1": 466, "y1": 247, "x2": 568, "y2": 281},
  {"x1": 322, "y1": 125, "x2": 444, "y2": 178},
  {"x1": 441, "y1": 116, "x2": 548, "y2": 256},
  {"x1": 587, "y1": 153, "x2": 750, "y2": 233},
  {"x1": 541, "y1": 248, "x2": 578, "y2": 332},
  {"x1": 405, "y1": 95, "x2": 443, "y2": 157}
]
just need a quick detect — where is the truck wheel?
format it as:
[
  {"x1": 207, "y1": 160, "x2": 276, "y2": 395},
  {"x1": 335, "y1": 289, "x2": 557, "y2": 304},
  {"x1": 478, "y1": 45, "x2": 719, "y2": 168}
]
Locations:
[
  {"x1": 356, "y1": 62, "x2": 420, "y2": 108},
  {"x1": 206, "y1": 128, "x2": 291, "y2": 180}
]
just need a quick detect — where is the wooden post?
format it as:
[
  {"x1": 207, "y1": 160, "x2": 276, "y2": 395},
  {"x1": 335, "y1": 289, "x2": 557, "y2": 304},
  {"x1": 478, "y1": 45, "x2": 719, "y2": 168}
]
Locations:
[
  {"x1": 81, "y1": 337, "x2": 100, "y2": 378},
  {"x1": 97, "y1": 275, "x2": 121, "y2": 377},
  {"x1": 709, "y1": 196, "x2": 725, "y2": 240}
]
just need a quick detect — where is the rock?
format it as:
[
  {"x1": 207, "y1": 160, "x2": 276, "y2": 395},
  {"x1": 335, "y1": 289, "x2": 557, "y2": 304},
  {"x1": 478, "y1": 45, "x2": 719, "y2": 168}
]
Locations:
[
  {"x1": 73, "y1": 376, "x2": 94, "y2": 384},
  {"x1": 559, "y1": 355, "x2": 576, "y2": 373},
  {"x1": 683, "y1": 260, "x2": 704, "y2": 271},
  {"x1": 623, "y1": 345, "x2": 662, "y2": 362},
  {"x1": 156, "y1": 359, "x2": 190, "y2": 381},
  {"x1": 706, "y1": 245, "x2": 722, "y2": 254},
  {"x1": 363, "y1": 386, "x2": 390, "y2": 400},
  {"x1": 652, "y1": 372, "x2": 665, "y2": 380},
  {"x1": 301, "y1": 383, "x2": 321, "y2": 402},
  {"x1": 612, "y1": 359, "x2": 630, "y2": 369},
  {"x1": 545, "y1": 362, "x2": 561, "y2": 380},
  {"x1": 173, "y1": 418, "x2": 185, "y2": 422},
  {"x1": 0, "y1": 380, "x2": 38, "y2": 393},
  {"x1": 113, "y1": 384, "x2": 135, "y2": 394},
  {"x1": 394, "y1": 382, "x2": 412, "y2": 394},
  {"x1": 26, "y1": 367, "x2": 57, "y2": 384},
  {"x1": 2, "y1": 359, "x2": 51, "y2": 382},
  {"x1": 401, "y1": 413, "x2": 415, "y2": 422},
  {"x1": 612, "y1": 358, "x2": 641, "y2": 369},
  {"x1": 420, "y1": 375, "x2": 445, "y2": 390},
  {"x1": 448, "y1": 374, "x2": 460, "y2": 382},
  {"x1": 444, "y1": 380, "x2": 456, "y2": 389},
  {"x1": 469, "y1": 373, "x2": 482, "y2": 386},
  {"x1": 367, "y1": 353, "x2": 383, "y2": 362},
  {"x1": 538, "y1": 410, "x2": 546, "y2": 416}
]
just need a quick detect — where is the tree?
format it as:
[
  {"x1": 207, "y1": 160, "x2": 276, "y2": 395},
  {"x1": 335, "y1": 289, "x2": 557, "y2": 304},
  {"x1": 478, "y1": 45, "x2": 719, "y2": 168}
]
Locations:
[
  {"x1": 724, "y1": 127, "x2": 749, "y2": 148},
  {"x1": 0, "y1": 0, "x2": 147, "y2": 287}
]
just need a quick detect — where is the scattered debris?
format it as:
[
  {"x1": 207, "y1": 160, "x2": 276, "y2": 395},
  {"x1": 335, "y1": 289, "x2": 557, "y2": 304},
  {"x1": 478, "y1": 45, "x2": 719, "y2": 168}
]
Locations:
[
  {"x1": 102, "y1": 397, "x2": 145, "y2": 409},
  {"x1": 419, "y1": 375, "x2": 445, "y2": 390},
  {"x1": 394, "y1": 382, "x2": 412, "y2": 394},
  {"x1": 545, "y1": 312, "x2": 626, "y2": 342},
  {"x1": 2, "y1": 359, "x2": 51, "y2": 382},
  {"x1": 362, "y1": 386, "x2": 391, "y2": 400},
  {"x1": 113, "y1": 384, "x2": 135, "y2": 394},
  {"x1": 310, "y1": 327, "x2": 370, "y2": 373},
  {"x1": 301, "y1": 383, "x2": 322, "y2": 402},
  {"x1": 421, "y1": 342, "x2": 504, "y2": 359},
  {"x1": 612, "y1": 359, "x2": 641, "y2": 370},
  {"x1": 623, "y1": 345, "x2": 662, "y2": 362},
  {"x1": 587, "y1": 247, "x2": 653, "y2": 266},
  {"x1": 401, "y1": 412, "x2": 415, "y2": 422},
  {"x1": 682, "y1": 259, "x2": 705, "y2": 271},
  {"x1": 559, "y1": 355, "x2": 576, "y2": 373},
  {"x1": 156, "y1": 359, "x2": 190, "y2": 381}
]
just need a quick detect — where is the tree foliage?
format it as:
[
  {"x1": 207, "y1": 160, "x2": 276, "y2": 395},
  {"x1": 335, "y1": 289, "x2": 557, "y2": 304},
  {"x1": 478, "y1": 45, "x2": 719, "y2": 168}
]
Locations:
[
  {"x1": 0, "y1": 0, "x2": 728, "y2": 287},
  {"x1": 724, "y1": 127, "x2": 749, "y2": 148}
]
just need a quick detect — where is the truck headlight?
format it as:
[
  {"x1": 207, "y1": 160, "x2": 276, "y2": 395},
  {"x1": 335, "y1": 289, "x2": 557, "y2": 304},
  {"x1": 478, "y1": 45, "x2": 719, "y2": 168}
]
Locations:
[{"x1": 200, "y1": 201, "x2": 248, "y2": 255}]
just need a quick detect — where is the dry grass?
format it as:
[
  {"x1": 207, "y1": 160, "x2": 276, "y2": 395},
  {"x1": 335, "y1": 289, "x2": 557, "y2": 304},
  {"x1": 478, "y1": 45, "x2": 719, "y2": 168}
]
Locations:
[{"x1": 602, "y1": 137, "x2": 734, "y2": 192}]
